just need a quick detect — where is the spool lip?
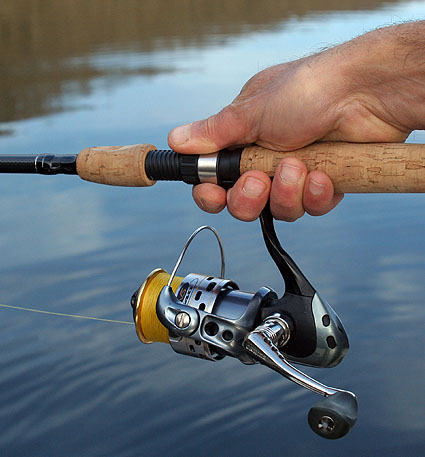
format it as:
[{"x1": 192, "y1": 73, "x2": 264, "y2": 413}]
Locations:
[{"x1": 134, "y1": 268, "x2": 167, "y2": 344}]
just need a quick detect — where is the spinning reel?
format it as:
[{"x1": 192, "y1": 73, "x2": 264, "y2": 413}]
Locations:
[{"x1": 131, "y1": 205, "x2": 357, "y2": 439}]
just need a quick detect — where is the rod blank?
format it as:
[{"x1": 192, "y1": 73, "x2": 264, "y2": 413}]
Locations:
[
  {"x1": 0, "y1": 154, "x2": 77, "y2": 175},
  {"x1": 0, "y1": 155, "x2": 40, "y2": 173}
]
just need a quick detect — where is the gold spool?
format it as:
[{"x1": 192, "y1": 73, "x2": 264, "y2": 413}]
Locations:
[{"x1": 134, "y1": 268, "x2": 183, "y2": 344}]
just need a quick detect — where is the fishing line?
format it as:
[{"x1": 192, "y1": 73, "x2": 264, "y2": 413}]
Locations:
[
  {"x1": 0, "y1": 303, "x2": 133, "y2": 325},
  {"x1": 133, "y1": 269, "x2": 183, "y2": 344}
]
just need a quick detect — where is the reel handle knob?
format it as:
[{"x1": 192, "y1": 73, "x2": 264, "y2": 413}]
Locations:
[{"x1": 308, "y1": 391, "x2": 358, "y2": 439}]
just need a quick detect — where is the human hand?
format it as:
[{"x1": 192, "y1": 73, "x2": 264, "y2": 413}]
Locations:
[{"x1": 168, "y1": 24, "x2": 420, "y2": 221}]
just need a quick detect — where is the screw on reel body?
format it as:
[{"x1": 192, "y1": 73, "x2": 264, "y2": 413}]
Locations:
[{"x1": 131, "y1": 204, "x2": 357, "y2": 439}]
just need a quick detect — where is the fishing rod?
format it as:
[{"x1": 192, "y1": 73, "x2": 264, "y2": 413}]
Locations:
[{"x1": 1, "y1": 141, "x2": 425, "y2": 192}]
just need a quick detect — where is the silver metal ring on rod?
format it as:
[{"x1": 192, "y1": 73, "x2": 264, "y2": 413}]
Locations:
[{"x1": 197, "y1": 153, "x2": 218, "y2": 184}]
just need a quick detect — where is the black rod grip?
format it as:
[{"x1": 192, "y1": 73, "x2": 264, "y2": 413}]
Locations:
[
  {"x1": 145, "y1": 148, "x2": 242, "y2": 187},
  {"x1": 145, "y1": 150, "x2": 200, "y2": 184}
]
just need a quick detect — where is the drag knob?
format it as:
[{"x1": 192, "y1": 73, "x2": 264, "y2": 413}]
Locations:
[{"x1": 308, "y1": 391, "x2": 358, "y2": 439}]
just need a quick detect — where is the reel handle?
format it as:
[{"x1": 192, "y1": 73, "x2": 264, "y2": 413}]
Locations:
[
  {"x1": 243, "y1": 317, "x2": 358, "y2": 440},
  {"x1": 75, "y1": 142, "x2": 425, "y2": 192}
]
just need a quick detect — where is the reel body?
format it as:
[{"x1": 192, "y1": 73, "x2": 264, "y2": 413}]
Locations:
[
  {"x1": 159, "y1": 272, "x2": 275, "y2": 364},
  {"x1": 131, "y1": 206, "x2": 358, "y2": 439}
]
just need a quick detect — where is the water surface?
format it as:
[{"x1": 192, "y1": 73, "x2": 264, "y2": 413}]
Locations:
[{"x1": 1, "y1": 1, "x2": 425, "y2": 456}]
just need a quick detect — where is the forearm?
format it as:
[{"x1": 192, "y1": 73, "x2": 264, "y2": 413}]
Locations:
[{"x1": 336, "y1": 21, "x2": 425, "y2": 133}]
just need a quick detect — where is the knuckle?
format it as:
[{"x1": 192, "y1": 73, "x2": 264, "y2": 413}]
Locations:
[
  {"x1": 192, "y1": 184, "x2": 226, "y2": 214},
  {"x1": 203, "y1": 115, "x2": 218, "y2": 139},
  {"x1": 273, "y1": 208, "x2": 305, "y2": 222},
  {"x1": 219, "y1": 102, "x2": 247, "y2": 131},
  {"x1": 270, "y1": 183, "x2": 305, "y2": 222},
  {"x1": 270, "y1": 199, "x2": 304, "y2": 222},
  {"x1": 227, "y1": 202, "x2": 255, "y2": 221},
  {"x1": 238, "y1": 73, "x2": 262, "y2": 97},
  {"x1": 229, "y1": 210, "x2": 257, "y2": 222},
  {"x1": 227, "y1": 189, "x2": 262, "y2": 222},
  {"x1": 282, "y1": 215, "x2": 302, "y2": 223},
  {"x1": 303, "y1": 197, "x2": 327, "y2": 214},
  {"x1": 305, "y1": 207, "x2": 326, "y2": 217}
]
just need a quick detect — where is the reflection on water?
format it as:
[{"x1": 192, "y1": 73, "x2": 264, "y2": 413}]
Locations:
[
  {"x1": 0, "y1": 0, "x2": 416, "y2": 125},
  {"x1": 1, "y1": 1, "x2": 425, "y2": 456}
]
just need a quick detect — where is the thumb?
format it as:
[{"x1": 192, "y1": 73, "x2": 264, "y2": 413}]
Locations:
[{"x1": 168, "y1": 104, "x2": 256, "y2": 154}]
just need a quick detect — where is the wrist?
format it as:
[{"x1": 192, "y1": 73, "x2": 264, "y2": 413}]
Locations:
[{"x1": 336, "y1": 22, "x2": 425, "y2": 133}]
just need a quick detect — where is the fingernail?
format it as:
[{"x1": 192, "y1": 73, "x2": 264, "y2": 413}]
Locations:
[
  {"x1": 309, "y1": 178, "x2": 325, "y2": 196},
  {"x1": 279, "y1": 164, "x2": 302, "y2": 184},
  {"x1": 170, "y1": 123, "x2": 191, "y2": 146},
  {"x1": 243, "y1": 177, "x2": 267, "y2": 197}
]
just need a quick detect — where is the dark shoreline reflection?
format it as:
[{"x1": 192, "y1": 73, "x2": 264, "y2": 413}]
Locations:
[{"x1": 0, "y1": 0, "x2": 413, "y2": 124}]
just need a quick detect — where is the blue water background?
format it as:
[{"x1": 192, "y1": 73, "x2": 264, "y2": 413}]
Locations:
[{"x1": 1, "y1": 1, "x2": 424, "y2": 456}]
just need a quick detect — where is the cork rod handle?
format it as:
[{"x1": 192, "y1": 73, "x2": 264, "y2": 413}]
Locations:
[
  {"x1": 76, "y1": 144, "x2": 156, "y2": 187},
  {"x1": 75, "y1": 142, "x2": 425, "y2": 192},
  {"x1": 240, "y1": 142, "x2": 425, "y2": 193}
]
